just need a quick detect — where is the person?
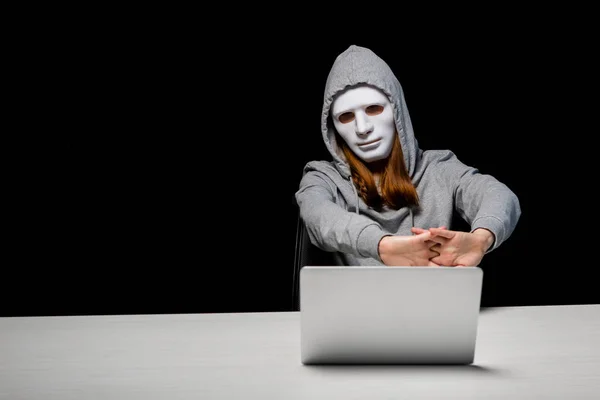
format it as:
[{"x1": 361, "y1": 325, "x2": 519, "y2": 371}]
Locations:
[{"x1": 295, "y1": 45, "x2": 521, "y2": 267}]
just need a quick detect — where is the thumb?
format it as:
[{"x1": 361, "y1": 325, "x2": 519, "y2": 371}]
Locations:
[
  {"x1": 416, "y1": 231, "x2": 431, "y2": 241},
  {"x1": 429, "y1": 227, "x2": 455, "y2": 239}
]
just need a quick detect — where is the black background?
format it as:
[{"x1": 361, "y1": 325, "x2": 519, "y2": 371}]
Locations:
[{"x1": 4, "y1": 17, "x2": 597, "y2": 317}]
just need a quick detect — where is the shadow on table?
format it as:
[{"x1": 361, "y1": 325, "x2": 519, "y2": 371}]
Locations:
[
  {"x1": 302, "y1": 364, "x2": 510, "y2": 377},
  {"x1": 480, "y1": 306, "x2": 505, "y2": 314}
]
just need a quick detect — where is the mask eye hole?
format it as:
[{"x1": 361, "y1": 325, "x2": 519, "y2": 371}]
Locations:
[
  {"x1": 338, "y1": 112, "x2": 354, "y2": 124},
  {"x1": 366, "y1": 105, "x2": 384, "y2": 116}
]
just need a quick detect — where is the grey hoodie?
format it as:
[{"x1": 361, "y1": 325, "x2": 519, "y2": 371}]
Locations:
[{"x1": 295, "y1": 45, "x2": 521, "y2": 266}]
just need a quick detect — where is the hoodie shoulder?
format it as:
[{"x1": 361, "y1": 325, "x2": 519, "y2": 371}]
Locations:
[
  {"x1": 417, "y1": 149, "x2": 467, "y2": 177},
  {"x1": 302, "y1": 160, "x2": 340, "y2": 176},
  {"x1": 420, "y1": 149, "x2": 458, "y2": 165}
]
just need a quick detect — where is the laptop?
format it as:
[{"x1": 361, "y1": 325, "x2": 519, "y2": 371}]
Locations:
[{"x1": 300, "y1": 266, "x2": 483, "y2": 365}]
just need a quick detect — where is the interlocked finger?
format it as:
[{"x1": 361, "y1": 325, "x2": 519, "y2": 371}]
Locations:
[
  {"x1": 428, "y1": 248, "x2": 440, "y2": 259},
  {"x1": 428, "y1": 236, "x2": 448, "y2": 245}
]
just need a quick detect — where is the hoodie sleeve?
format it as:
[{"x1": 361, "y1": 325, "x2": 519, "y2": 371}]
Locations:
[
  {"x1": 431, "y1": 150, "x2": 521, "y2": 252},
  {"x1": 295, "y1": 170, "x2": 389, "y2": 261}
]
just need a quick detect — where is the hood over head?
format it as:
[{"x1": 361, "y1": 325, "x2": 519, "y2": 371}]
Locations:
[{"x1": 321, "y1": 45, "x2": 422, "y2": 179}]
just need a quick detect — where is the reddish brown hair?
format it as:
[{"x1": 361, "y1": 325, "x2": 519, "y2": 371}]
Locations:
[{"x1": 337, "y1": 131, "x2": 419, "y2": 210}]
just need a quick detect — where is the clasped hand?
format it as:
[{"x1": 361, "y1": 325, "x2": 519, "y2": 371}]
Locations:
[{"x1": 378, "y1": 226, "x2": 494, "y2": 267}]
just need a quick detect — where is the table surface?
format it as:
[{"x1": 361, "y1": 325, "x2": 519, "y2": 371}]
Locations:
[{"x1": 1, "y1": 305, "x2": 599, "y2": 399}]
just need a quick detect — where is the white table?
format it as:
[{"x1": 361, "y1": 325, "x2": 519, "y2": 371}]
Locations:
[{"x1": 1, "y1": 305, "x2": 599, "y2": 399}]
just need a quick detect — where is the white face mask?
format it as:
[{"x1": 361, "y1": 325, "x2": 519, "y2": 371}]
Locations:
[{"x1": 331, "y1": 85, "x2": 396, "y2": 164}]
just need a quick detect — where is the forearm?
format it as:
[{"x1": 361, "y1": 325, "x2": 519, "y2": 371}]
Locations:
[
  {"x1": 462, "y1": 182, "x2": 521, "y2": 251},
  {"x1": 436, "y1": 152, "x2": 521, "y2": 252},
  {"x1": 297, "y1": 186, "x2": 387, "y2": 259}
]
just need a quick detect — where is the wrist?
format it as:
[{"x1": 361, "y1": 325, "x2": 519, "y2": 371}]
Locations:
[
  {"x1": 377, "y1": 235, "x2": 392, "y2": 261},
  {"x1": 472, "y1": 228, "x2": 495, "y2": 252}
]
